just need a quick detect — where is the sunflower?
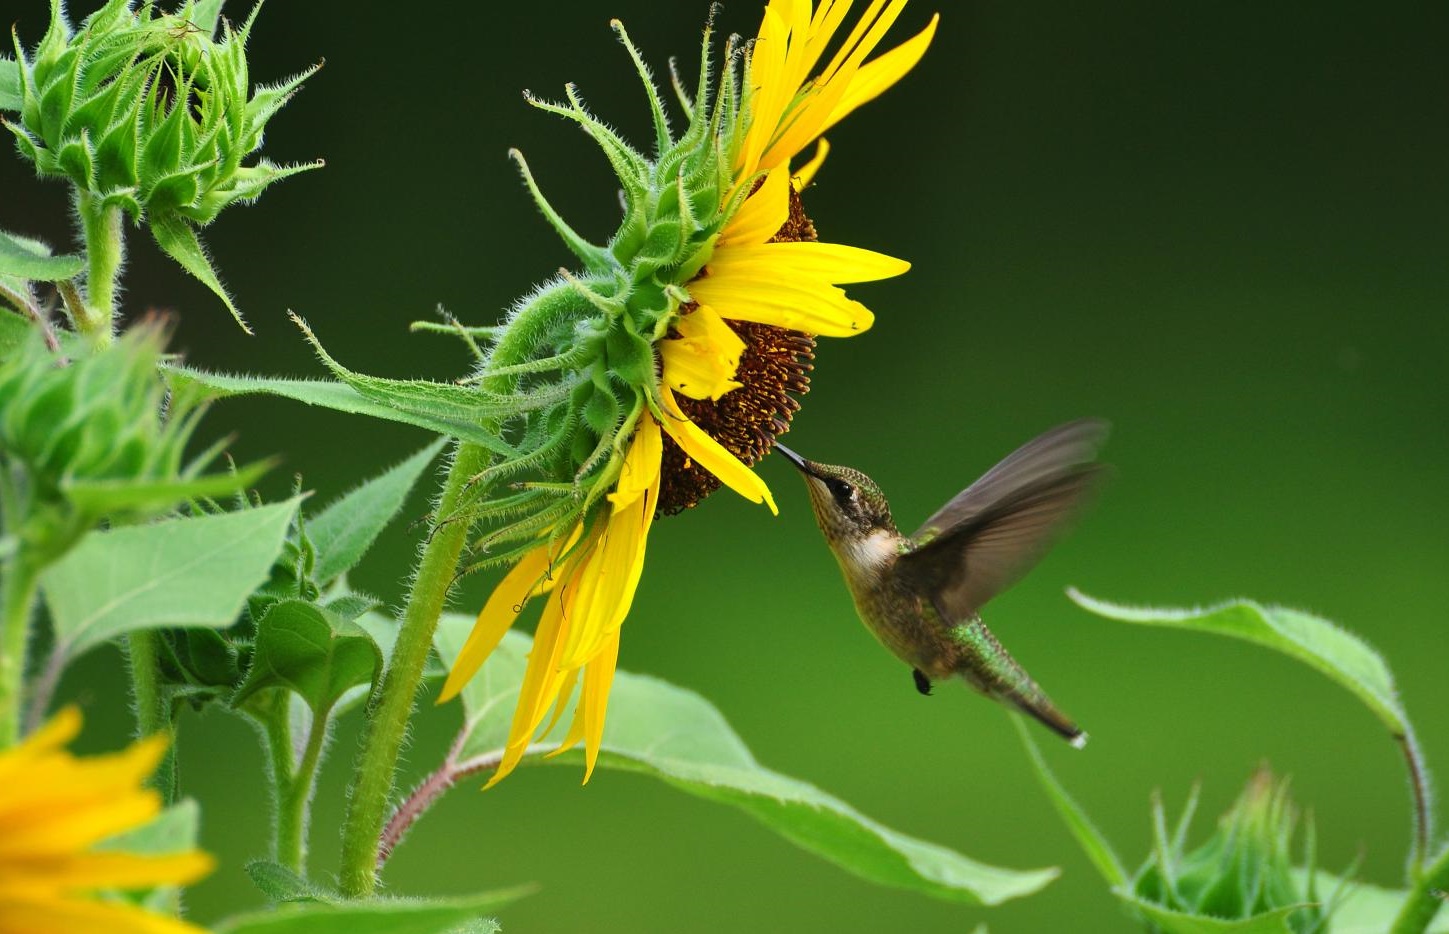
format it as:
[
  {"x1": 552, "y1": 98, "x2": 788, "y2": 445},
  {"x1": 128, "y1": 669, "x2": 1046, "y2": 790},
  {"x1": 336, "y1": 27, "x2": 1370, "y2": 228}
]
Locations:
[
  {"x1": 439, "y1": 0, "x2": 936, "y2": 786},
  {"x1": 0, "y1": 708, "x2": 214, "y2": 934}
]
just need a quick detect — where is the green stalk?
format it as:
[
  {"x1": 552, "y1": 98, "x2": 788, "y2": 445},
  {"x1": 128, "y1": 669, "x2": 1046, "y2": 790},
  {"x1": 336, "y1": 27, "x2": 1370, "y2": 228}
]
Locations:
[
  {"x1": 126, "y1": 629, "x2": 176, "y2": 803},
  {"x1": 277, "y1": 709, "x2": 329, "y2": 874},
  {"x1": 336, "y1": 281, "x2": 584, "y2": 896},
  {"x1": 1391, "y1": 845, "x2": 1449, "y2": 934},
  {"x1": 337, "y1": 439, "x2": 488, "y2": 897},
  {"x1": 75, "y1": 191, "x2": 126, "y2": 343},
  {"x1": 0, "y1": 555, "x2": 41, "y2": 748}
]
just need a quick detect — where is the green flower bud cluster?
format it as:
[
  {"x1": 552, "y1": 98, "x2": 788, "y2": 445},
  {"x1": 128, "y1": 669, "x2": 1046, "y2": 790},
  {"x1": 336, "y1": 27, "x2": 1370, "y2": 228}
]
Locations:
[
  {"x1": 0, "y1": 323, "x2": 248, "y2": 558},
  {"x1": 5, "y1": 0, "x2": 319, "y2": 328},
  {"x1": 1133, "y1": 768, "x2": 1335, "y2": 933}
]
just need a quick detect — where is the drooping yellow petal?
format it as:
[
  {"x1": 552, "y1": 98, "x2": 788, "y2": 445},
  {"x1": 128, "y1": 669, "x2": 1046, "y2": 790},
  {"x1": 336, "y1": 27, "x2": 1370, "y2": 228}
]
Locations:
[
  {"x1": 538, "y1": 666, "x2": 582, "y2": 742},
  {"x1": 659, "y1": 305, "x2": 746, "y2": 401},
  {"x1": 707, "y1": 241, "x2": 911, "y2": 284},
  {"x1": 437, "y1": 531, "x2": 573, "y2": 704},
  {"x1": 793, "y1": 138, "x2": 830, "y2": 190},
  {"x1": 658, "y1": 388, "x2": 778, "y2": 514},
  {"x1": 580, "y1": 629, "x2": 622, "y2": 784},
  {"x1": 559, "y1": 421, "x2": 662, "y2": 669}
]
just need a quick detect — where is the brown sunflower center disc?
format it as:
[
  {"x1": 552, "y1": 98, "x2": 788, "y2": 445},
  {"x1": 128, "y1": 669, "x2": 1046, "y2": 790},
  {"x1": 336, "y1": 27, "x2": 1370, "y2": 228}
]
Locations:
[{"x1": 656, "y1": 185, "x2": 818, "y2": 517}]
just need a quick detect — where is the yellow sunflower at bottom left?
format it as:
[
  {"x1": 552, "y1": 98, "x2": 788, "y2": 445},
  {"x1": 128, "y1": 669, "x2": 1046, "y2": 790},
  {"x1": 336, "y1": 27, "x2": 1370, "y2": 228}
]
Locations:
[{"x1": 0, "y1": 708, "x2": 215, "y2": 934}]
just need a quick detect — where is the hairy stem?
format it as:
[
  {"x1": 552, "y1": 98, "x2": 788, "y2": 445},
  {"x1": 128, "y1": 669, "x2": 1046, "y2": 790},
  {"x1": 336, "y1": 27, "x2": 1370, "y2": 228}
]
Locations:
[
  {"x1": 278, "y1": 707, "x2": 329, "y2": 874},
  {"x1": 0, "y1": 555, "x2": 41, "y2": 748},
  {"x1": 337, "y1": 281, "x2": 584, "y2": 895},
  {"x1": 1390, "y1": 843, "x2": 1449, "y2": 934},
  {"x1": 126, "y1": 630, "x2": 176, "y2": 802},
  {"x1": 1400, "y1": 729, "x2": 1432, "y2": 873},
  {"x1": 337, "y1": 440, "x2": 488, "y2": 897},
  {"x1": 22, "y1": 643, "x2": 68, "y2": 736},
  {"x1": 75, "y1": 191, "x2": 125, "y2": 344}
]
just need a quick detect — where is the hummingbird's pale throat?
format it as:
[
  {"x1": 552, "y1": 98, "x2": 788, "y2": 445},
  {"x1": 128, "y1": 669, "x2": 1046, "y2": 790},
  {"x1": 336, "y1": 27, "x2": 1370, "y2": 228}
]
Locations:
[{"x1": 775, "y1": 420, "x2": 1109, "y2": 748}]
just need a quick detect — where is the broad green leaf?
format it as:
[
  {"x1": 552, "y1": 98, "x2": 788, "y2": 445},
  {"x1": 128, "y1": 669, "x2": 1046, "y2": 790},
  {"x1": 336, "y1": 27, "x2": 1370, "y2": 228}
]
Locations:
[
  {"x1": 1069, "y1": 592, "x2": 1408, "y2": 739},
  {"x1": 102, "y1": 799, "x2": 202, "y2": 856},
  {"x1": 308, "y1": 438, "x2": 445, "y2": 583},
  {"x1": 1121, "y1": 896, "x2": 1305, "y2": 933},
  {"x1": 1012, "y1": 716, "x2": 1128, "y2": 888},
  {"x1": 41, "y1": 499, "x2": 300, "y2": 659},
  {"x1": 165, "y1": 367, "x2": 517, "y2": 456},
  {"x1": 149, "y1": 211, "x2": 247, "y2": 331},
  {"x1": 214, "y1": 889, "x2": 535, "y2": 934},
  {"x1": 233, "y1": 600, "x2": 382, "y2": 716},
  {"x1": 1297, "y1": 869, "x2": 1449, "y2": 934},
  {"x1": 0, "y1": 229, "x2": 84, "y2": 281},
  {"x1": 436, "y1": 616, "x2": 1058, "y2": 907},
  {"x1": 0, "y1": 58, "x2": 19, "y2": 112},
  {"x1": 189, "y1": 0, "x2": 227, "y2": 35}
]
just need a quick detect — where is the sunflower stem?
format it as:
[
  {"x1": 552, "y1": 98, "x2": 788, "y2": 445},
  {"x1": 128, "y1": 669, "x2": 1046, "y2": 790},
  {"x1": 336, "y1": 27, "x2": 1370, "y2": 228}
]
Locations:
[
  {"x1": 337, "y1": 439, "x2": 488, "y2": 897},
  {"x1": 126, "y1": 629, "x2": 177, "y2": 803},
  {"x1": 338, "y1": 280, "x2": 593, "y2": 895},
  {"x1": 0, "y1": 552, "x2": 41, "y2": 749},
  {"x1": 277, "y1": 706, "x2": 329, "y2": 875},
  {"x1": 75, "y1": 191, "x2": 125, "y2": 344},
  {"x1": 1391, "y1": 843, "x2": 1449, "y2": 934}
]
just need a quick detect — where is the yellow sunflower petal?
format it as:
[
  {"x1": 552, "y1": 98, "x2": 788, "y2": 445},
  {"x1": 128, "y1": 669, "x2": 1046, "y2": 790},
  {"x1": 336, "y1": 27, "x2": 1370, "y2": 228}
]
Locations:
[
  {"x1": 484, "y1": 585, "x2": 571, "y2": 789},
  {"x1": 608, "y1": 416, "x2": 663, "y2": 510},
  {"x1": 660, "y1": 305, "x2": 746, "y2": 401},
  {"x1": 0, "y1": 891, "x2": 211, "y2": 934},
  {"x1": 658, "y1": 388, "x2": 778, "y2": 514},
  {"x1": 0, "y1": 851, "x2": 216, "y2": 890},
  {"x1": 581, "y1": 629, "x2": 622, "y2": 784},
  {"x1": 686, "y1": 270, "x2": 874, "y2": 337},
  {"x1": 437, "y1": 532, "x2": 572, "y2": 705},
  {"x1": 706, "y1": 241, "x2": 911, "y2": 284},
  {"x1": 559, "y1": 423, "x2": 661, "y2": 669},
  {"x1": 721, "y1": 165, "x2": 791, "y2": 246},
  {"x1": 821, "y1": 14, "x2": 938, "y2": 137},
  {"x1": 538, "y1": 666, "x2": 582, "y2": 742},
  {"x1": 793, "y1": 138, "x2": 830, "y2": 190}
]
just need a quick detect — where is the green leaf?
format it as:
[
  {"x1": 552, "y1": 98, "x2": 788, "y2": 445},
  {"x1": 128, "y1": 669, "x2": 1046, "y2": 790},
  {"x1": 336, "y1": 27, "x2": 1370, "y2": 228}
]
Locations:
[
  {"x1": 214, "y1": 889, "x2": 535, "y2": 934},
  {"x1": 165, "y1": 367, "x2": 518, "y2": 456},
  {"x1": 41, "y1": 499, "x2": 300, "y2": 659},
  {"x1": 308, "y1": 438, "x2": 445, "y2": 583},
  {"x1": 244, "y1": 859, "x2": 337, "y2": 905},
  {"x1": 1121, "y1": 896, "x2": 1305, "y2": 933},
  {"x1": 1297, "y1": 869, "x2": 1449, "y2": 934},
  {"x1": 1012, "y1": 716, "x2": 1129, "y2": 888},
  {"x1": 233, "y1": 599, "x2": 382, "y2": 716},
  {"x1": 0, "y1": 229, "x2": 85, "y2": 282},
  {"x1": 62, "y1": 460, "x2": 272, "y2": 516},
  {"x1": 0, "y1": 57, "x2": 19, "y2": 112},
  {"x1": 1068, "y1": 592, "x2": 1409, "y2": 739},
  {"x1": 149, "y1": 211, "x2": 248, "y2": 332},
  {"x1": 435, "y1": 617, "x2": 1058, "y2": 907},
  {"x1": 189, "y1": 0, "x2": 228, "y2": 38},
  {"x1": 102, "y1": 799, "x2": 202, "y2": 856}
]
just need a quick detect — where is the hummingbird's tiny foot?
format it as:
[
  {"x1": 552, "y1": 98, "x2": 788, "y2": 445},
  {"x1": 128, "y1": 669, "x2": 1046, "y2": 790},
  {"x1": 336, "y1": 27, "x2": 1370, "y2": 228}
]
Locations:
[
  {"x1": 912, "y1": 669, "x2": 933, "y2": 696},
  {"x1": 1069, "y1": 731, "x2": 1089, "y2": 750}
]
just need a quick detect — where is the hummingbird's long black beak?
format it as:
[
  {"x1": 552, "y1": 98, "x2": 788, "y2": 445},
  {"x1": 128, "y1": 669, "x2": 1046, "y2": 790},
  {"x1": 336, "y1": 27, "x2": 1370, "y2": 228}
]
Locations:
[{"x1": 773, "y1": 442, "x2": 814, "y2": 476}]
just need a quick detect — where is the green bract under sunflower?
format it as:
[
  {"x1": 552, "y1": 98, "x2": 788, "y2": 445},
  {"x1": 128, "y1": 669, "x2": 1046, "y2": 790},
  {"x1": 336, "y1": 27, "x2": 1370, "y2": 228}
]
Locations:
[{"x1": 5, "y1": 0, "x2": 319, "y2": 330}]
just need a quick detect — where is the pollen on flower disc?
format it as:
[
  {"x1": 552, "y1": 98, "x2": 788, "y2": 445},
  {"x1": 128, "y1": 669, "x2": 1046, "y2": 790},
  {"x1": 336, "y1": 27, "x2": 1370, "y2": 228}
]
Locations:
[{"x1": 657, "y1": 186, "x2": 819, "y2": 517}]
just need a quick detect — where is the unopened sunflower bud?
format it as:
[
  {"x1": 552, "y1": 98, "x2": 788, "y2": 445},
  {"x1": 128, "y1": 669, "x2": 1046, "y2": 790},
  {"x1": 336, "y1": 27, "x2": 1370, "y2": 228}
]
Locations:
[
  {"x1": 5, "y1": 0, "x2": 320, "y2": 329},
  {"x1": 1133, "y1": 768, "x2": 1336, "y2": 933}
]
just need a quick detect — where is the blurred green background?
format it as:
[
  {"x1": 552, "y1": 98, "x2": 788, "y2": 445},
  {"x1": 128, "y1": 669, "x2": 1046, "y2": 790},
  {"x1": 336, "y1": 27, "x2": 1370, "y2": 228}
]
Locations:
[{"x1": 5, "y1": 1, "x2": 1447, "y2": 931}]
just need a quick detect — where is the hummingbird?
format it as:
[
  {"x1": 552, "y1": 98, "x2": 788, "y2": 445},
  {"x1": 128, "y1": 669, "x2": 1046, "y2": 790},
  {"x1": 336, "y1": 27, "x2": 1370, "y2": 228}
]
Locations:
[{"x1": 774, "y1": 419, "x2": 1109, "y2": 747}]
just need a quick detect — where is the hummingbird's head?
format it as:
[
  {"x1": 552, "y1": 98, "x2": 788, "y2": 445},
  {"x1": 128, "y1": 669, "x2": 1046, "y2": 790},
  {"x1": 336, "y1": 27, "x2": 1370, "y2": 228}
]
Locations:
[{"x1": 773, "y1": 443, "x2": 896, "y2": 544}]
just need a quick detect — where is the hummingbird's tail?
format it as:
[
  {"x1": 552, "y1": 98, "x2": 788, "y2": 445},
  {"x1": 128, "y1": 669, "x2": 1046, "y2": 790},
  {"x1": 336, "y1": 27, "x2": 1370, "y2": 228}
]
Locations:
[{"x1": 951, "y1": 620, "x2": 1088, "y2": 749}]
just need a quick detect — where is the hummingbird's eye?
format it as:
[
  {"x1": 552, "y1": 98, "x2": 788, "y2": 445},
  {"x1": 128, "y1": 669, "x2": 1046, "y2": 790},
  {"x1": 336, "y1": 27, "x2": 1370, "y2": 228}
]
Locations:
[{"x1": 826, "y1": 477, "x2": 854, "y2": 505}]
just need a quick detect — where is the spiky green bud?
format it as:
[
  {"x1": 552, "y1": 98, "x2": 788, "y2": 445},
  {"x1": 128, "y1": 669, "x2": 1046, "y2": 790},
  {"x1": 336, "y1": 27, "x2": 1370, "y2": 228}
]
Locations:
[
  {"x1": 4, "y1": 0, "x2": 320, "y2": 327},
  {"x1": 1133, "y1": 768, "x2": 1336, "y2": 933},
  {"x1": 0, "y1": 321, "x2": 259, "y2": 560}
]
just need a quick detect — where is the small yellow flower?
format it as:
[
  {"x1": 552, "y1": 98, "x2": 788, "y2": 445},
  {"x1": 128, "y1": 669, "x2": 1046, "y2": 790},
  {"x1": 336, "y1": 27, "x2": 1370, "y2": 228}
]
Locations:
[
  {"x1": 442, "y1": 0, "x2": 934, "y2": 786},
  {"x1": 0, "y1": 709, "x2": 215, "y2": 934}
]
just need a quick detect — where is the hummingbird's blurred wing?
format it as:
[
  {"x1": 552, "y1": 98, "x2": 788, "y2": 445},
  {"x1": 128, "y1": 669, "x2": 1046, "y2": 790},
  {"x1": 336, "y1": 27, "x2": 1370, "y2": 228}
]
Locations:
[{"x1": 897, "y1": 419, "x2": 1109, "y2": 621}]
